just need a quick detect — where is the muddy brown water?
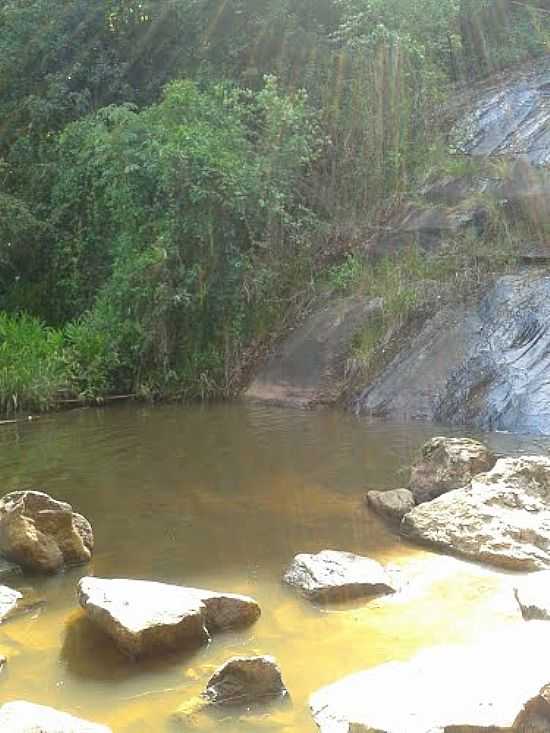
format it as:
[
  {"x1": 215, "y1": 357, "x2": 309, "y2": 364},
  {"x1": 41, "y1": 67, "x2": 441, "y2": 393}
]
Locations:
[{"x1": 0, "y1": 403, "x2": 548, "y2": 731}]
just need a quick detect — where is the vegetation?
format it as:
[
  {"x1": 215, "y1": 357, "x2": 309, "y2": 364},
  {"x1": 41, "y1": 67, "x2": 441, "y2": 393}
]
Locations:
[{"x1": 0, "y1": 0, "x2": 547, "y2": 412}]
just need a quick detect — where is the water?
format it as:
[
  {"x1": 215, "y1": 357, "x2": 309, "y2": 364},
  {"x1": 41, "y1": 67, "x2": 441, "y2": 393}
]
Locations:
[{"x1": 0, "y1": 403, "x2": 547, "y2": 731}]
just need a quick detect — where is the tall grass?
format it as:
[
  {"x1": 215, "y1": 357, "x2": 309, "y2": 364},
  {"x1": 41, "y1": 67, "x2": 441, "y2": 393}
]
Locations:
[{"x1": 0, "y1": 313, "x2": 67, "y2": 414}]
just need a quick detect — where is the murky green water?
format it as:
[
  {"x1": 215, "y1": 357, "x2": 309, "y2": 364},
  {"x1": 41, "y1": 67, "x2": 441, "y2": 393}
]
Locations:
[{"x1": 0, "y1": 403, "x2": 546, "y2": 731}]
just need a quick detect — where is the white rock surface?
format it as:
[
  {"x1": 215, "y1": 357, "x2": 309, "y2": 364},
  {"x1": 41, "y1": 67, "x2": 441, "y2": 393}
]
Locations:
[
  {"x1": 0, "y1": 701, "x2": 111, "y2": 732},
  {"x1": 283, "y1": 550, "x2": 397, "y2": 603}
]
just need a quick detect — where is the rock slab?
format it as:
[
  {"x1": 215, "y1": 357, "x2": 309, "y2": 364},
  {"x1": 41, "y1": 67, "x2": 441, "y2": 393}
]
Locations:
[
  {"x1": 0, "y1": 701, "x2": 111, "y2": 732},
  {"x1": 367, "y1": 489, "x2": 415, "y2": 521},
  {"x1": 402, "y1": 456, "x2": 550, "y2": 570},
  {"x1": 310, "y1": 623, "x2": 550, "y2": 733},
  {"x1": 205, "y1": 655, "x2": 288, "y2": 706},
  {"x1": 0, "y1": 491, "x2": 94, "y2": 574},
  {"x1": 408, "y1": 436, "x2": 496, "y2": 503},
  {"x1": 78, "y1": 577, "x2": 208, "y2": 658},
  {"x1": 0, "y1": 585, "x2": 22, "y2": 623},
  {"x1": 78, "y1": 578, "x2": 261, "y2": 658},
  {"x1": 283, "y1": 550, "x2": 397, "y2": 603}
]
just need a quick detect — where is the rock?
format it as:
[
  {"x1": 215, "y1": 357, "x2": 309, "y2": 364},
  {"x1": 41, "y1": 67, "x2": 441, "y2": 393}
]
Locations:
[
  {"x1": 0, "y1": 490, "x2": 94, "y2": 574},
  {"x1": 353, "y1": 270, "x2": 550, "y2": 435},
  {"x1": 0, "y1": 701, "x2": 111, "y2": 732},
  {"x1": 0, "y1": 585, "x2": 22, "y2": 623},
  {"x1": 186, "y1": 588, "x2": 260, "y2": 631},
  {"x1": 205, "y1": 655, "x2": 288, "y2": 706},
  {"x1": 283, "y1": 550, "x2": 397, "y2": 603},
  {"x1": 408, "y1": 436, "x2": 496, "y2": 503},
  {"x1": 0, "y1": 557, "x2": 22, "y2": 579},
  {"x1": 515, "y1": 683, "x2": 550, "y2": 731},
  {"x1": 366, "y1": 489, "x2": 415, "y2": 521},
  {"x1": 245, "y1": 296, "x2": 383, "y2": 407},
  {"x1": 310, "y1": 623, "x2": 550, "y2": 733},
  {"x1": 515, "y1": 571, "x2": 550, "y2": 620},
  {"x1": 452, "y1": 57, "x2": 550, "y2": 167},
  {"x1": 77, "y1": 577, "x2": 209, "y2": 658},
  {"x1": 402, "y1": 456, "x2": 550, "y2": 570}
]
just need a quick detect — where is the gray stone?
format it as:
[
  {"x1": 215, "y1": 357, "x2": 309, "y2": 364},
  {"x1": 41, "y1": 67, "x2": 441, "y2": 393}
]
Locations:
[
  {"x1": 245, "y1": 296, "x2": 383, "y2": 407},
  {"x1": 515, "y1": 570, "x2": 550, "y2": 620},
  {"x1": 77, "y1": 577, "x2": 208, "y2": 658},
  {"x1": 402, "y1": 456, "x2": 550, "y2": 570},
  {"x1": 0, "y1": 701, "x2": 111, "y2": 732},
  {"x1": 408, "y1": 436, "x2": 496, "y2": 503},
  {"x1": 310, "y1": 623, "x2": 550, "y2": 733},
  {"x1": 185, "y1": 588, "x2": 260, "y2": 631},
  {"x1": 366, "y1": 489, "x2": 415, "y2": 521},
  {"x1": 205, "y1": 655, "x2": 288, "y2": 706},
  {"x1": 283, "y1": 550, "x2": 397, "y2": 603},
  {"x1": 0, "y1": 490, "x2": 94, "y2": 574}
]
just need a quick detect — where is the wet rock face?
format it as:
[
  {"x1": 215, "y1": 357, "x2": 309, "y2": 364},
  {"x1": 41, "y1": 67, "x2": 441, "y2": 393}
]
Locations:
[
  {"x1": 0, "y1": 491, "x2": 94, "y2": 574},
  {"x1": 355, "y1": 270, "x2": 550, "y2": 435},
  {"x1": 366, "y1": 489, "x2": 415, "y2": 522},
  {"x1": 408, "y1": 436, "x2": 496, "y2": 504},
  {"x1": 0, "y1": 701, "x2": 111, "y2": 732},
  {"x1": 402, "y1": 456, "x2": 550, "y2": 571},
  {"x1": 205, "y1": 656, "x2": 288, "y2": 706},
  {"x1": 77, "y1": 578, "x2": 261, "y2": 658},
  {"x1": 310, "y1": 624, "x2": 550, "y2": 733},
  {"x1": 283, "y1": 550, "x2": 397, "y2": 603},
  {"x1": 452, "y1": 57, "x2": 550, "y2": 167}
]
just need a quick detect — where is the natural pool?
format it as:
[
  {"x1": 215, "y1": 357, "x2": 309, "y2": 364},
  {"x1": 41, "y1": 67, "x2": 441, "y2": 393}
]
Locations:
[{"x1": 0, "y1": 402, "x2": 547, "y2": 732}]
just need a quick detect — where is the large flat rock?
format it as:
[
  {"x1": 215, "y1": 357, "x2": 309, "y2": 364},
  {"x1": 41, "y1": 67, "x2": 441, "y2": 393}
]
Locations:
[
  {"x1": 78, "y1": 578, "x2": 208, "y2": 658},
  {"x1": 246, "y1": 296, "x2": 382, "y2": 406},
  {"x1": 401, "y1": 456, "x2": 550, "y2": 570},
  {"x1": 310, "y1": 623, "x2": 550, "y2": 733},
  {"x1": 0, "y1": 701, "x2": 111, "y2": 732},
  {"x1": 283, "y1": 550, "x2": 397, "y2": 603}
]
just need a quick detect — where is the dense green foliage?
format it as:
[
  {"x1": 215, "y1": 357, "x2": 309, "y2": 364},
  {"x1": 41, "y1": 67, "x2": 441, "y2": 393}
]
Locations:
[{"x1": 0, "y1": 0, "x2": 547, "y2": 410}]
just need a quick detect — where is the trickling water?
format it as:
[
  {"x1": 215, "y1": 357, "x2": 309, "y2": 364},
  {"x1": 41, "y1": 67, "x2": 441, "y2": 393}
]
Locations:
[{"x1": 0, "y1": 403, "x2": 547, "y2": 731}]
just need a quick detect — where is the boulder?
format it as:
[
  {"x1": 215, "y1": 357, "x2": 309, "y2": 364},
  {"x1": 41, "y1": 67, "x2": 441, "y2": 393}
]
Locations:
[
  {"x1": 78, "y1": 577, "x2": 208, "y2": 658},
  {"x1": 408, "y1": 436, "x2": 496, "y2": 503},
  {"x1": 0, "y1": 701, "x2": 111, "y2": 732},
  {"x1": 0, "y1": 585, "x2": 22, "y2": 623},
  {"x1": 310, "y1": 623, "x2": 550, "y2": 733},
  {"x1": 283, "y1": 550, "x2": 397, "y2": 603},
  {"x1": 205, "y1": 655, "x2": 288, "y2": 706},
  {"x1": 0, "y1": 490, "x2": 94, "y2": 574},
  {"x1": 515, "y1": 571, "x2": 550, "y2": 620},
  {"x1": 186, "y1": 588, "x2": 260, "y2": 631},
  {"x1": 77, "y1": 578, "x2": 261, "y2": 658},
  {"x1": 366, "y1": 489, "x2": 415, "y2": 522},
  {"x1": 402, "y1": 456, "x2": 550, "y2": 570}
]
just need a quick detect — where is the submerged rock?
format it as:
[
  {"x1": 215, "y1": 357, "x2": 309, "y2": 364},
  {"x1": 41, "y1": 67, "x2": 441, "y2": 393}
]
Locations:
[
  {"x1": 78, "y1": 577, "x2": 208, "y2": 658},
  {"x1": 283, "y1": 550, "x2": 397, "y2": 603},
  {"x1": 0, "y1": 701, "x2": 111, "y2": 732},
  {"x1": 0, "y1": 490, "x2": 94, "y2": 574},
  {"x1": 366, "y1": 489, "x2": 415, "y2": 522},
  {"x1": 408, "y1": 436, "x2": 496, "y2": 504},
  {"x1": 77, "y1": 578, "x2": 261, "y2": 658},
  {"x1": 205, "y1": 655, "x2": 288, "y2": 706},
  {"x1": 515, "y1": 571, "x2": 550, "y2": 620},
  {"x1": 310, "y1": 623, "x2": 550, "y2": 733},
  {"x1": 402, "y1": 456, "x2": 550, "y2": 570}
]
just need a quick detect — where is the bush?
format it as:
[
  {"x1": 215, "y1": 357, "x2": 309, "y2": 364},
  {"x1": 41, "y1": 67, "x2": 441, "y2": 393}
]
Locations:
[{"x1": 0, "y1": 313, "x2": 66, "y2": 414}]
